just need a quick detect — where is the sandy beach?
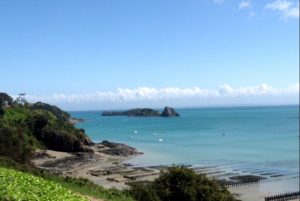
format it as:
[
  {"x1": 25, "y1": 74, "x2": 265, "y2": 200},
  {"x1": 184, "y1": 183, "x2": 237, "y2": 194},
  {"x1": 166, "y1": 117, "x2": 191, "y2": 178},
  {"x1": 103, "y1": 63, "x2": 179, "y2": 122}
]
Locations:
[
  {"x1": 32, "y1": 143, "x2": 299, "y2": 201},
  {"x1": 228, "y1": 179, "x2": 300, "y2": 201},
  {"x1": 32, "y1": 143, "x2": 160, "y2": 190}
]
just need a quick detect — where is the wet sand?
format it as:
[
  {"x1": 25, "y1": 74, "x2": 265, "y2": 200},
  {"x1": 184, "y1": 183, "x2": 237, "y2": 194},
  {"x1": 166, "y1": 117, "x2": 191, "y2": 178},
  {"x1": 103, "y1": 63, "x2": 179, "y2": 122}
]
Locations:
[
  {"x1": 228, "y1": 178, "x2": 300, "y2": 201},
  {"x1": 32, "y1": 145, "x2": 160, "y2": 189}
]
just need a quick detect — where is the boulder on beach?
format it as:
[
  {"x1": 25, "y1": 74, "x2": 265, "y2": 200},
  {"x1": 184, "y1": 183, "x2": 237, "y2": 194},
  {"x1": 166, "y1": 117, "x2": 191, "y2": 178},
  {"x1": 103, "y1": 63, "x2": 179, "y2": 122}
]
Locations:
[{"x1": 161, "y1": 106, "x2": 180, "y2": 117}]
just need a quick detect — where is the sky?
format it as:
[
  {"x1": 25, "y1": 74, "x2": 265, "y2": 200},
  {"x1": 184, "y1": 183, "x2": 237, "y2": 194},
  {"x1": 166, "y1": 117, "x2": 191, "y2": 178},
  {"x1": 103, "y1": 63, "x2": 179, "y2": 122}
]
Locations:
[{"x1": 0, "y1": 0, "x2": 299, "y2": 110}]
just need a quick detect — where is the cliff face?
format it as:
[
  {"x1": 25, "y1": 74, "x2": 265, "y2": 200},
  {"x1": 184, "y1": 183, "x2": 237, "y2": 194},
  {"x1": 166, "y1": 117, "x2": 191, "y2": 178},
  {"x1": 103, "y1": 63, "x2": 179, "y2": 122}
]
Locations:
[{"x1": 102, "y1": 106, "x2": 180, "y2": 117}]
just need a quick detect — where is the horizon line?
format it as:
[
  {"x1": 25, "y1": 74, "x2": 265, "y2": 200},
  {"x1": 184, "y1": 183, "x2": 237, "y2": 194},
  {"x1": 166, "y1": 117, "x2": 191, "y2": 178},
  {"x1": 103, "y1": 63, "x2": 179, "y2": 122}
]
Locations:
[{"x1": 67, "y1": 103, "x2": 299, "y2": 112}]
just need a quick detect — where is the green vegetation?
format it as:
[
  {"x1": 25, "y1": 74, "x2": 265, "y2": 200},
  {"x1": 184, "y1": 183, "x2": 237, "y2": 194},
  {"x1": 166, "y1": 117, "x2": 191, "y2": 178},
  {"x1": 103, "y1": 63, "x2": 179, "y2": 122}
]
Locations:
[
  {"x1": 0, "y1": 167, "x2": 87, "y2": 201},
  {"x1": 31, "y1": 101, "x2": 70, "y2": 121},
  {"x1": 0, "y1": 92, "x2": 238, "y2": 201},
  {"x1": 0, "y1": 93, "x2": 13, "y2": 106},
  {"x1": 0, "y1": 92, "x2": 136, "y2": 201},
  {"x1": 128, "y1": 166, "x2": 238, "y2": 201},
  {"x1": 0, "y1": 156, "x2": 134, "y2": 201},
  {"x1": 0, "y1": 93, "x2": 92, "y2": 163},
  {"x1": 46, "y1": 176, "x2": 135, "y2": 201}
]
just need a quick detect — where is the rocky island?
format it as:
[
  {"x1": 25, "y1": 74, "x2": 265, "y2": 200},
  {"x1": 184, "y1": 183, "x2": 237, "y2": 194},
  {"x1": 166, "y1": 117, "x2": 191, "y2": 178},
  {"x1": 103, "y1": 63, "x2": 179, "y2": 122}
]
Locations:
[{"x1": 102, "y1": 106, "x2": 180, "y2": 117}]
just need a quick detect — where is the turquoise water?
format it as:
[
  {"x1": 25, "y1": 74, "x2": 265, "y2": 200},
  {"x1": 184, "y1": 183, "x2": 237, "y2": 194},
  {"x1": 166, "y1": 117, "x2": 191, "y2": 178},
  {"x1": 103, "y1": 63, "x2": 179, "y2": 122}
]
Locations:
[{"x1": 71, "y1": 105, "x2": 299, "y2": 171}]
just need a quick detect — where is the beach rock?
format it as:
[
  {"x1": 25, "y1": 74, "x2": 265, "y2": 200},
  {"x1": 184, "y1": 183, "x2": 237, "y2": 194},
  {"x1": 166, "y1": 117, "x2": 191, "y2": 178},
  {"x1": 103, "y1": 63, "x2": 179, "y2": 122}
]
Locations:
[
  {"x1": 161, "y1": 106, "x2": 180, "y2": 117},
  {"x1": 102, "y1": 108, "x2": 161, "y2": 117},
  {"x1": 100, "y1": 140, "x2": 143, "y2": 156}
]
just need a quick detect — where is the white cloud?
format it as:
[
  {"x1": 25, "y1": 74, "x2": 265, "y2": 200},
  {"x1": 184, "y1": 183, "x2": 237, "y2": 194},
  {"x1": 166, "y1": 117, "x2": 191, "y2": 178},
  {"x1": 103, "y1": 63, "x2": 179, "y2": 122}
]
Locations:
[
  {"x1": 239, "y1": 0, "x2": 252, "y2": 9},
  {"x1": 286, "y1": 3, "x2": 300, "y2": 17},
  {"x1": 22, "y1": 84, "x2": 299, "y2": 107},
  {"x1": 265, "y1": 0, "x2": 299, "y2": 18}
]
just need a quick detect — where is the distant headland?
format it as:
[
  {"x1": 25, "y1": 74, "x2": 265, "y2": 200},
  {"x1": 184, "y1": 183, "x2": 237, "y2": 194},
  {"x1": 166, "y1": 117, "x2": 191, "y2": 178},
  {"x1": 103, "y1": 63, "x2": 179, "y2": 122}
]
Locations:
[{"x1": 102, "y1": 106, "x2": 180, "y2": 117}]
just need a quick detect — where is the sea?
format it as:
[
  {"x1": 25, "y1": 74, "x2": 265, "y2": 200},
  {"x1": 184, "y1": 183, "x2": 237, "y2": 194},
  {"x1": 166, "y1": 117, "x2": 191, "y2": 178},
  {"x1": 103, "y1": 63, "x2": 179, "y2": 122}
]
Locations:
[{"x1": 70, "y1": 105, "x2": 299, "y2": 193}]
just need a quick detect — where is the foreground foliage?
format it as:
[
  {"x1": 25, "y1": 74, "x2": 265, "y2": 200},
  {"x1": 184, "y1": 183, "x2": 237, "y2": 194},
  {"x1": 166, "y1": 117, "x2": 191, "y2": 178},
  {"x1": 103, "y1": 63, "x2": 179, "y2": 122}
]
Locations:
[
  {"x1": 50, "y1": 176, "x2": 135, "y2": 201},
  {"x1": 0, "y1": 167, "x2": 87, "y2": 201},
  {"x1": 0, "y1": 157, "x2": 134, "y2": 201},
  {"x1": 129, "y1": 166, "x2": 238, "y2": 201}
]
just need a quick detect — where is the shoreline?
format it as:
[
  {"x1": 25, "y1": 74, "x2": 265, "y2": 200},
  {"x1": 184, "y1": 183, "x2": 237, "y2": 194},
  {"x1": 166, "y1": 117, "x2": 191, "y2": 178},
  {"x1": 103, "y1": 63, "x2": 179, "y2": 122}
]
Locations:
[
  {"x1": 32, "y1": 143, "x2": 160, "y2": 189},
  {"x1": 32, "y1": 146, "x2": 299, "y2": 201}
]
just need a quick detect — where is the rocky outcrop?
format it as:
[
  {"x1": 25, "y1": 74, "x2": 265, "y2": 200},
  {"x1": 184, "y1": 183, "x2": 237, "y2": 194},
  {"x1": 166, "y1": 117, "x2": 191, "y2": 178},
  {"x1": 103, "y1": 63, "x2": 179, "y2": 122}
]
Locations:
[
  {"x1": 161, "y1": 107, "x2": 180, "y2": 117},
  {"x1": 100, "y1": 140, "x2": 143, "y2": 156},
  {"x1": 102, "y1": 106, "x2": 180, "y2": 117},
  {"x1": 102, "y1": 108, "x2": 161, "y2": 117}
]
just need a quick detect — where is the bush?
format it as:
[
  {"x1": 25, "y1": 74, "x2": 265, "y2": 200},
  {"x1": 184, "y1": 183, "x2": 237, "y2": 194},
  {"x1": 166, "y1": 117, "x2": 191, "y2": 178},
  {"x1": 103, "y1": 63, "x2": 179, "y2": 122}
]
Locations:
[
  {"x1": 129, "y1": 166, "x2": 238, "y2": 201},
  {"x1": 129, "y1": 182, "x2": 160, "y2": 201},
  {"x1": 30, "y1": 102, "x2": 70, "y2": 121},
  {"x1": 0, "y1": 102, "x2": 4, "y2": 116},
  {"x1": 0, "y1": 125, "x2": 35, "y2": 163},
  {"x1": 0, "y1": 93, "x2": 13, "y2": 106}
]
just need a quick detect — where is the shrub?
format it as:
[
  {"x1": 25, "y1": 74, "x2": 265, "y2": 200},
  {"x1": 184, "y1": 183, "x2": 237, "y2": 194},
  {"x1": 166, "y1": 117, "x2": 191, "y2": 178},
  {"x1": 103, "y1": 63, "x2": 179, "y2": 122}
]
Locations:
[
  {"x1": 0, "y1": 93, "x2": 13, "y2": 106},
  {"x1": 0, "y1": 125, "x2": 34, "y2": 163},
  {"x1": 129, "y1": 166, "x2": 238, "y2": 201},
  {"x1": 30, "y1": 102, "x2": 70, "y2": 121},
  {"x1": 129, "y1": 182, "x2": 160, "y2": 201}
]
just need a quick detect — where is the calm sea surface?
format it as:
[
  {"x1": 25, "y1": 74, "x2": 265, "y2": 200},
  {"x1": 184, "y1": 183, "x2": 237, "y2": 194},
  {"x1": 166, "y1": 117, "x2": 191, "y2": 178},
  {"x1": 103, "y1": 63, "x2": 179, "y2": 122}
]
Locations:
[{"x1": 70, "y1": 105, "x2": 299, "y2": 183}]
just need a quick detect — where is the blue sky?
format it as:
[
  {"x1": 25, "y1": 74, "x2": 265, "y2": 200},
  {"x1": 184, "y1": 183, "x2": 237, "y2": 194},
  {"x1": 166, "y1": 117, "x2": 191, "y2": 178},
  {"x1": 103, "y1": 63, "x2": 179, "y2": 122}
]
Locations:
[{"x1": 0, "y1": 0, "x2": 299, "y2": 110}]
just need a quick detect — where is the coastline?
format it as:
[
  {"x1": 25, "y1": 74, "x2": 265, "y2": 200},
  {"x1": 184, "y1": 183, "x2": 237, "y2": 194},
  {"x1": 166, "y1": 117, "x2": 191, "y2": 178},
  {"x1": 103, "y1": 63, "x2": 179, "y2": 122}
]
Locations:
[
  {"x1": 41, "y1": 106, "x2": 299, "y2": 201},
  {"x1": 32, "y1": 145, "x2": 299, "y2": 201},
  {"x1": 32, "y1": 143, "x2": 160, "y2": 190}
]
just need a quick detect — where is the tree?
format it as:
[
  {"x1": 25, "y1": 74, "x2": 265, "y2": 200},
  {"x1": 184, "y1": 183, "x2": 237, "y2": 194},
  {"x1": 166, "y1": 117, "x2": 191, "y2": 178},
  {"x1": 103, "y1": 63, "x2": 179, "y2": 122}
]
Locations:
[
  {"x1": 15, "y1": 93, "x2": 27, "y2": 106},
  {"x1": 0, "y1": 93, "x2": 13, "y2": 106},
  {"x1": 0, "y1": 125, "x2": 34, "y2": 163},
  {"x1": 0, "y1": 100, "x2": 4, "y2": 116}
]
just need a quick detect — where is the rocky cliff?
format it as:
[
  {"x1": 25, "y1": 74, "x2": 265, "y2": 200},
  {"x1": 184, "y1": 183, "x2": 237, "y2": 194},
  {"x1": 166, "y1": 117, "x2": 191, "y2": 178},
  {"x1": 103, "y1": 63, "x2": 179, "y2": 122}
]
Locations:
[{"x1": 161, "y1": 106, "x2": 180, "y2": 117}]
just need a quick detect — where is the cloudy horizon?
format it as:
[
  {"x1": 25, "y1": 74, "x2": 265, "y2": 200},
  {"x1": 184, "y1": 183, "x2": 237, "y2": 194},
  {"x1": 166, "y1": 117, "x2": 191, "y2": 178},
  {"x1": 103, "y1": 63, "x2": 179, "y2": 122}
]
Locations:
[
  {"x1": 1, "y1": 0, "x2": 298, "y2": 110},
  {"x1": 10, "y1": 83, "x2": 299, "y2": 110}
]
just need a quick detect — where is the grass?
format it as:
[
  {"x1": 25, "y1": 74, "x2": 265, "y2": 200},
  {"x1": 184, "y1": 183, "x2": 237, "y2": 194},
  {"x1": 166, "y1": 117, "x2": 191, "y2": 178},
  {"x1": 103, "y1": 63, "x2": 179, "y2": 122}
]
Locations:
[
  {"x1": 0, "y1": 167, "x2": 87, "y2": 201},
  {"x1": 42, "y1": 175, "x2": 135, "y2": 201},
  {"x1": 0, "y1": 157, "x2": 134, "y2": 201}
]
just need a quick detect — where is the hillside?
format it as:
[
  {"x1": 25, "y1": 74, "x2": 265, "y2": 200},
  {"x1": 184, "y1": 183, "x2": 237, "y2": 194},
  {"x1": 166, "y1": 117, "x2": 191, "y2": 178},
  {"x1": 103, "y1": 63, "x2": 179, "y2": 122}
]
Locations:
[{"x1": 0, "y1": 93, "x2": 92, "y2": 163}]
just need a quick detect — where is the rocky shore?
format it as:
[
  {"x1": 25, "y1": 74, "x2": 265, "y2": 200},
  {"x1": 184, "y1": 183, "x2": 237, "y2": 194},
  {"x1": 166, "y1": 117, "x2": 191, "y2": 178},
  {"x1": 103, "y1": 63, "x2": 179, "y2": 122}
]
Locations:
[
  {"x1": 31, "y1": 143, "x2": 299, "y2": 201},
  {"x1": 32, "y1": 141, "x2": 158, "y2": 189}
]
